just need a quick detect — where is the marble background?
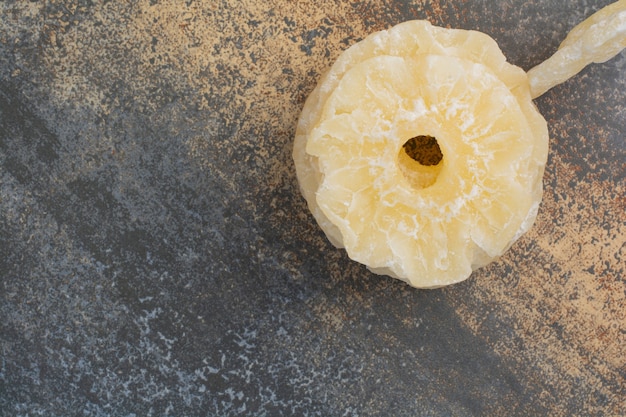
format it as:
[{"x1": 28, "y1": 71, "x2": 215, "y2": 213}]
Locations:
[{"x1": 1, "y1": 1, "x2": 624, "y2": 416}]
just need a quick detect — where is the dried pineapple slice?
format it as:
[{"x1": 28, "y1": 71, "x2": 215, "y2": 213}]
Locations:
[
  {"x1": 294, "y1": 20, "x2": 548, "y2": 288},
  {"x1": 308, "y1": 55, "x2": 546, "y2": 287},
  {"x1": 294, "y1": 2, "x2": 625, "y2": 288}
]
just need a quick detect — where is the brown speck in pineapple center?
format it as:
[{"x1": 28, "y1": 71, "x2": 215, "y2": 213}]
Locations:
[
  {"x1": 402, "y1": 135, "x2": 443, "y2": 166},
  {"x1": 397, "y1": 135, "x2": 444, "y2": 190}
]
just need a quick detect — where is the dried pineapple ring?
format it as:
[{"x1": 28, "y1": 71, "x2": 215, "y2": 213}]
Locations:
[
  {"x1": 294, "y1": 20, "x2": 549, "y2": 288},
  {"x1": 308, "y1": 55, "x2": 547, "y2": 288}
]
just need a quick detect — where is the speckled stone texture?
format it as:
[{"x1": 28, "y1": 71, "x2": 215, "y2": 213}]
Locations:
[{"x1": 0, "y1": 1, "x2": 624, "y2": 416}]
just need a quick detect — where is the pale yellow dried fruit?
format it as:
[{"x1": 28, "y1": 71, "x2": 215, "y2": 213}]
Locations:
[
  {"x1": 294, "y1": 2, "x2": 626, "y2": 288},
  {"x1": 294, "y1": 20, "x2": 549, "y2": 288},
  {"x1": 528, "y1": 0, "x2": 626, "y2": 98}
]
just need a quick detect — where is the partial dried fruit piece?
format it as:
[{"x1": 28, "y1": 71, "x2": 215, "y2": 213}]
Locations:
[
  {"x1": 294, "y1": 21, "x2": 548, "y2": 288},
  {"x1": 528, "y1": 0, "x2": 626, "y2": 98}
]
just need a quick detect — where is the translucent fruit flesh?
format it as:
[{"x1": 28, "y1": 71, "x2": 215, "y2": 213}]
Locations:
[
  {"x1": 294, "y1": 20, "x2": 549, "y2": 288},
  {"x1": 528, "y1": 0, "x2": 626, "y2": 98}
]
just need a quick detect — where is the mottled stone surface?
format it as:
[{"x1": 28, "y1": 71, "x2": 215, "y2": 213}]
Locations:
[{"x1": 0, "y1": 1, "x2": 624, "y2": 416}]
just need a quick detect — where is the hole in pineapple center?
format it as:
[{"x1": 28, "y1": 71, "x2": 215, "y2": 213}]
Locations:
[
  {"x1": 398, "y1": 135, "x2": 443, "y2": 189},
  {"x1": 402, "y1": 135, "x2": 443, "y2": 166}
]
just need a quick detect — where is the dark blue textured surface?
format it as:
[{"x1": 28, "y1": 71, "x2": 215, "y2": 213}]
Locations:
[{"x1": 1, "y1": 1, "x2": 624, "y2": 415}]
